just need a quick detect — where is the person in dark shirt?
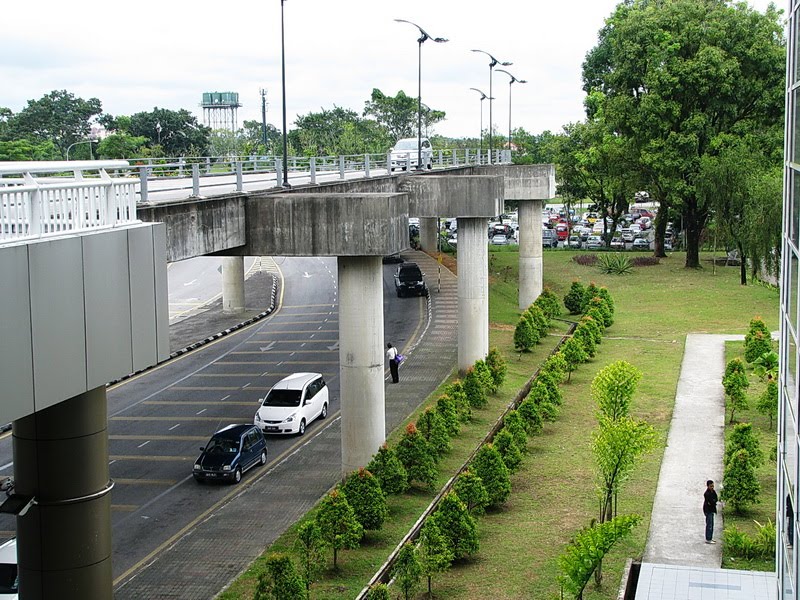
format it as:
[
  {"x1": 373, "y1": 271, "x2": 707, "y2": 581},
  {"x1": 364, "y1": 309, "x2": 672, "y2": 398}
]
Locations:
[{"x1": 703, "y1": 480, "x2": 718, "y2": 544}]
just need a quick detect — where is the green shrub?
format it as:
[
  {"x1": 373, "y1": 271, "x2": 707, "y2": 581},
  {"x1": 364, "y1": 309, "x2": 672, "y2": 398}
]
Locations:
[
  {"x1": 725, "y1": 423, "x2": 764, "y2": 468},
  {"x1": 583, "y1": 282, "x2": 601, "y2": 308},
  {"x1": 564, "y1": 280, "x2": 586, "y2": 314},
  {"x1": 514, "y1": 316, "x2": 539, "y2": 352},
  {"x1": 435, "y1": 394, "x2": 460, "y2": 436},
  {"x1": 517, "y1": 397, "x2": 543, "y2": 435},
  {"x1": 453, "y1": 469, "x2": 490, "y2": 515},
  {"x1": 474, "y1": 358, "x2": 497, "y2": 394},
  {"x1": 416, "y1": 408, "x2": 452, "y2": 457},
  {"x1": 341, "y1": 468, "x2": 389, "y2": 531},
  {"x1": 365, "y1": 583, "x2": 390, "y2": 600},
  {"x1": 723, "y1": 520, "x2": 775, "y2": 559},
  {"x1": 315, "y1": 489, "x2": 364, "y2": 569},
  {"x1": 542, "y1": 351, "x2": 569, "y2": 383},
  {"x1": 392, "y1": 542, "x2": 421, "y2": 600},
  {"x1": 396, "y1": 423, "x2": 438, "y2": 490},
  {"x1": 723, "y1": 364, "x2": 750, "y2": 424},
  {"x1": 588, "y1": 296, "x2": 613, "y2": 327},
  {"x1": 417, "y1": 519, "x2": 454, "y2": 597},
  {"x1": 254, "y1": 553, "x2": 305, "y2": 600},
  {"x1": 573, "y1": 324, "x2": 597, "y2": 358},
  {"x1": 366, "y1": 444, "x2": 409, "y2": 495},
  {"x1": 757, "y1": 380, "x2": 778, "y2": 429},
  {"x1": 503, "y1": 410, "x2": 529, "y2": 450},
  {"x1": 526, "y1": 304, "x2": 550, "y2": 336},
  {"x1": 535, "y1": 286, "x2": 562, "y2": 318},
  {"x1": 598, "y1": 253, "x2": 633, "y2": 275},
  {"x1": 722, "y1": 449, "x2": 761, "y2": 513},
  {"x1": 561, "y1": 337, "x2": 588, "y2": 381},
  {"x1": 294, "y1": 521, "x2": 327, "y2": 596},
  {"x1": 486, "y1": 347, "x2": 508, "y2": 388},
  {"x1": 597, "y1": 287, "x2": 615, "y2": 316},
  {"x1": 591, "y1": 360, "x2": 642, "y2": 421},
  {"x1": 494, "y1": 429, "x2": 523, "y2": 473},
  {"x1": 463, "y1": 368, "x2": 488, "y2": 408},
  {"x1": 744, "y1": 317, "x2": 773, "y2": 363},
  {"x1": 444, "y1": 380, "x2": 472, "y2": 423},
  {"x1": 472, "y1": 443, "x2": 512, "y2": 507},
  {"x1": 579, "y1": 315, "x2": 603, "y2": 346},
  {"x1": 725, "y1": 357, "x2": 747, "y2": 378},
  {"x1": 430, "y1": 492, "x2": 479, "y2": 560}
]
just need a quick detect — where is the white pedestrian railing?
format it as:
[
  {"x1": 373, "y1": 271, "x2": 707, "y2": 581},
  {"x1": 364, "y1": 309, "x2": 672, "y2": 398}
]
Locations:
[{"x1": 0, "y1": 161, "x2": 137, "y2": 245}]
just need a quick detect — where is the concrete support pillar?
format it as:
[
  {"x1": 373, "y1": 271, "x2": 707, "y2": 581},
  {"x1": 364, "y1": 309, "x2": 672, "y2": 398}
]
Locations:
[
  {"x1": 222, "y1": 255, "x2": 245, "y2": 314},
  {"x1": 457, "y1": 217, "x2": 489, "y2": 372},
  {"x1": 418, "y1": 217, "x2": 438, "y2": 252},
  {"x1": 338, "y1": 256, "x2": 386, "y2": 476},
  {"x1": 518, "y1": 200, "x2": 543, "y2": 309},
  {"x1": 13, "y1": 387, "x2": 112, "y2": 600}
]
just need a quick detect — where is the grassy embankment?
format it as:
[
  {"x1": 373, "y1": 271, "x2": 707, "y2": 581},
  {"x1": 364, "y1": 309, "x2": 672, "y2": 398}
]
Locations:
[{"x1": 220, "y1": 249, "x2": 778, "y2": 599}]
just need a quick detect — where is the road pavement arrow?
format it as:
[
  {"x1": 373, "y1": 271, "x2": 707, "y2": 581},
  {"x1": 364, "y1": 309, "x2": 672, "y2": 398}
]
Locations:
[{"x1": 260, "y1": 341, "x2": 276, "y2": 352}]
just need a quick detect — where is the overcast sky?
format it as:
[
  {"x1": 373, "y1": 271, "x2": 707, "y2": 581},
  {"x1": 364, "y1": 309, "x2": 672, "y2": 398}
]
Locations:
[{"x1": 1, "y1": 0, "x2": 781, "y2": 141}]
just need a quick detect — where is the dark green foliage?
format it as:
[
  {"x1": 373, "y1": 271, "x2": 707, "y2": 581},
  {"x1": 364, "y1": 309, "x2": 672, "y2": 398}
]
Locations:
[
  {"x1": 392, "y1": 542, "x2": 421, "y2": 600},
  {"x1": 254, "y1": 553, "x2": 305, "y2": 600},
  {"x1": 723, "y1": 362, "x2": 751, "y2": 423},
  {"x1": 473, "y1": 358, "x2": 497, "y2": 394},
  {"x1": 535, "y1": 370, "x2": 564, "y2": 406},
  {"x1": 514, "y1": 315, "x2": 539, "y2": 351},
  {"x1": 417, "y1": 519, "x2": 454, "y2": 596},
  {"x1": 530, "y1": 380, "x2": 560, "y2": 422},
  {"x1": 558, "y1": 514, "x2": 641, "y2": 599},
  {"x1": 561, "y1": 337, "x2": 589, "y2": 380},
  {"x1": 494, "y1": 429, "x2": 523, "y2": 473},
  {"x1": 462, "y1": 368, "x2": 488, "y2": 409},
  {"x1": 573, "y1": 324, "x2": 597, "y2": 358},
  {"x1": 542, "y1": 351, "x2": 569, "y2": 383},
  {"x1": 722, "y1": 449, "x2": 761, "y2": 513},
  {"x1": 757, "y1": 380, "x2": 778, "y2": 428},
  {"x1": 564, "y1": 280, "x2": 587, "y2": 314},
  {"x1": 744, "y1": 329, "x2": 774, "y2": 364},
  {"x1": 315, "y1": 489, "x2": 364, "y2": 569},
  {"x1": 579, "y1": 315, "x2": 603, "y2": 346},
  {"x1": 526, "y1": 304, "x2": 550, "y2": 336},
  {"x1": 472, "y1": 443, "x2": 512, "y2": 507},
  {"x1": 753, "y1": 350, "x2": 779, "y2": 381},
  {"x1": 396, "y1": 423, "x2": 438, "y2": 490},
  {"x1": 598, "y1": 253, "x2": 633, "y2": 275},
  {"x1": 723, "y1": 520, "x2": 776, "y2": 559},
  {"x1": 430, "y1": 492, "x2": 479, "y2": 560},
  {"x1": 586, "y1": 308, "x2": 607, "y2": 334},
  {"x1": 535, "y1": 286, "x2": 563, "y2": 318},
  {"x1": 294, "y1": 521, "x2": 327, "y2": 594},
  {"x1": 444, "y1": 380, "x2": 472, "y2": 423},
  {"x1": 503, "y1": 410, "x2": 529, "y2": 451},
  {"x1": 341, "y1": 468, "x2": 388, "y2": 531},
  {"x1": 591, "y1": 360, "x2": 642, "y2": 421},
  {"x1": 366, "y1": 444, "x2": 409, "y2": 495},
  {"x1": 416, "y1": 408, "x2": 452, "y2": 457},
  {"x1": 486, "y1": 347, "x2": 508, "y2": 388},
  {"x1": 588, "y1": 296, "x2": 613, "y2": 327},
  {"x1": 365, "y1": 583, "x2": 390, "y2": 600},
  {"x1": 583, "y1": 282, "x2": 601, "y2": 310},
  {"x1": 725, "y1": 357, "x2": 747, "y2": 378},
  {"x1": 725, "y1": 423, "x2": 764, "y2": 468},
  {"x1": 435, "y1": 394, "x2": 460, "y2": 436},
  {"x1": 517, "y1": 397, "x2": 544, "y2": 435},
  {"x1": 597, "y1": 287, "x2": 615, "y2": 317},
  {"x1": 453, "y1": 469, "x2": 490, "y2": 515}
]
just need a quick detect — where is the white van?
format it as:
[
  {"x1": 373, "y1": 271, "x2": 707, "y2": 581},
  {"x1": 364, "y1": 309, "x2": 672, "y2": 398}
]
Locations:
[
  {"x1": 390, "y1": 137, "x2": 432, "y2": 171},
  {"x1": 254, "y1": 373, "x2": 329, "y2": 436},
  {"x1": 0, "y1": 538, "x2": 17, "y2": 599}
]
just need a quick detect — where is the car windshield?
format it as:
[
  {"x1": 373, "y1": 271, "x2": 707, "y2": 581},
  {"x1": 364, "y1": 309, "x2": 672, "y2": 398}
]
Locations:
[
  {"x1": 393, "y1": 140, "x2": 417, "y2": 151},
  {"x1": 205, "y1": 438, "x2": 239, "y2": 454},
  {"x1": 263, "y1": 389, "x2": 302, "y2": 407},
  {"x1": 398, "y1": 268, "x2": 423, "y2": 282}
]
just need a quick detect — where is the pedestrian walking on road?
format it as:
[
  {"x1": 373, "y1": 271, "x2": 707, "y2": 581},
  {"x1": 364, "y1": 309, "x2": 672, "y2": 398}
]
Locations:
[
  {"x1": 703, "y1": 480, "x2": 718, "y2": 544},
  {"x1": 387, "y1": 343, "x2": 399, "y2": 383}
]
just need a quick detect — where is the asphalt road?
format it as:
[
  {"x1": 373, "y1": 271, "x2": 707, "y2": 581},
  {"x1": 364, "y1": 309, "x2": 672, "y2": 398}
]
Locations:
[{"x1": 0, "y1": 255, "x2": 426, "y2": 584}]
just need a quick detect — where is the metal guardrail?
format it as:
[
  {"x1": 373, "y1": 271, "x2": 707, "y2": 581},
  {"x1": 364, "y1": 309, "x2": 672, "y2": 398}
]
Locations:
[{"x1": 0, "y1": 161, "x2": 137, "y2": 244}]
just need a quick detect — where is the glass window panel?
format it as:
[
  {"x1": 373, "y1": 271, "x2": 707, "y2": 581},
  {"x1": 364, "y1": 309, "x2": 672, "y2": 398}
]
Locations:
[
  {"x1": 793, "y1": 171, "x2": 800, "y2": 247},
  {"x1": 795, "y1": 93, "x2": 800, "y2": 164},
  {"x1": 792, "y1": 251, "x2": 799, "y2": 331}
]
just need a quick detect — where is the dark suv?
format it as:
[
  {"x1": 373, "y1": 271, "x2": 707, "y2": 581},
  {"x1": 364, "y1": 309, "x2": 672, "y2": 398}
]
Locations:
[
  {"x1": 193, "y1": 424, "x2": 267, "y2": 484},
  {"x1": 394, "y1": 262, "x2": 427, "y2": 297}
]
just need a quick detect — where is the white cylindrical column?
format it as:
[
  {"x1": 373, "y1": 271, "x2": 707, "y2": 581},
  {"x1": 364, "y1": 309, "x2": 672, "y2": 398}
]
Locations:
[
  {"x1": 222, "y1": 256, "x2": 245, "y2": 314},
  {"x1": 419, "y1": 217, "x2": 438, "y2": 252},
  {"x1": 457, "y1": 217, "x2": 489, "y2": 372},
  {"x1": 338, "y1": 256, "x2": 386, "y2": 476},
  {"x1": 518, "y1": 200, "x2": 544, "y2": 309}
]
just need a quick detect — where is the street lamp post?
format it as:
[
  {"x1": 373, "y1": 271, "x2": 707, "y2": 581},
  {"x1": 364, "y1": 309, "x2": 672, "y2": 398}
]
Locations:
[
  {"x1": 468, "y1": 88, "x2": 491, "y2": 158},
  {"x1": 471, "y1": 49, "x2": 511, "y2": 164},
  {"x1": 494, "y1": 69, "x2": 527, "y2": 156},
  {"x1": 280, "y1": 0, "x2": 291, "y2": 188},
  {"x1": 395, "y1": 19, "x2": 447, "y2": 171},
  {"x1": 66, "y1": 139, "x2": 98, "y2": 161}
]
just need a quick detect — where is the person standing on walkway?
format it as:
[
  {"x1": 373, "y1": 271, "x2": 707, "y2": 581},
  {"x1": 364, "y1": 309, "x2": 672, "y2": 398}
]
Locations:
[
  {"x1": 387, "y1": 343, "x2": 399, "y2": 383},
  {"x1": 703, "y1": 480, "x2": 718, "y2": 544}
]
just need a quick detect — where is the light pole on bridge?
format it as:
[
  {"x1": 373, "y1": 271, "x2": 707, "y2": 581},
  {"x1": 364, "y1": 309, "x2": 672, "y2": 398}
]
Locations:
[
  {"x1": 468, "y1": 87, "x2": 492, "y2": 158},
  {"x1": 494, "y1": 69, "x2": 527, "y2": 155},
  {"x1": 470, "y1": 49, "x2": 512, "y2": 165},
  {"x1": 66, "y1": 139, "x2": 99, "y2": 161},
  {"x1": 280, "y1": 0, "x2": 291, "y2": 188}
]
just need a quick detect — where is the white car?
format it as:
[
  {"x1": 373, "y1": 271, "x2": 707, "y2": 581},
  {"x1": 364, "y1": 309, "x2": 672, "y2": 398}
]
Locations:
[
  {"x1": 254, "y1": 373, "x2": 329, "y2": 435},
  {"x1": 0, "y1": 538, "x2": 17, "y2": 599},
  {"x1": 390, "y1": 137, "x2": 432, "y2": 171}
]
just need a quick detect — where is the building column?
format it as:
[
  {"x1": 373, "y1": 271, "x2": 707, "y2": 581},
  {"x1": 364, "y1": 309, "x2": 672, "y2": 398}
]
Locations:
[
  {"x1": 518, "y1": 200, "x2": 543, "y2": 309},
  {"x1": 222, "y1": 256, "x2": 245, "y2": 314},
  {"x1": 418, "y1": 217, "x2": 438, "y2": 252},
  {"x1": 338, "y1": 256, "x2": 386, "y2": 476},
  {"x1": 457, "y1": 217, "x2": 489, "y2": 372},
  {"x1": 13, "y1": 386, "x2": 112, "y2": 600}
]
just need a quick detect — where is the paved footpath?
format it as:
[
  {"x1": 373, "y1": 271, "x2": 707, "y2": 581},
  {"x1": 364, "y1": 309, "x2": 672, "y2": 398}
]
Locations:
[{"x1": 644, "y1": 333, "x2": 745, "y2": 567}]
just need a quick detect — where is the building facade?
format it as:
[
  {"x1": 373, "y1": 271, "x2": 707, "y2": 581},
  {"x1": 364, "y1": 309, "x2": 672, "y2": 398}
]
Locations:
[{"x1": 781, "y1": 1, "x2": 800, "y2": 597}]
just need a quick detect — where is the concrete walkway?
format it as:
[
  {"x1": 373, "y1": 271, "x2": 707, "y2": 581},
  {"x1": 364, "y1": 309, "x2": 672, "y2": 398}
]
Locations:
[{"x1": 644, "y1": 333, "x2": 743, "y2": 566}]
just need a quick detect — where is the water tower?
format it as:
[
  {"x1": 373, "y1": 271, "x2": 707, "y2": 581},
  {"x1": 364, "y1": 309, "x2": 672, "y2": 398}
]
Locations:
[{"x1": 201, "y1": 92, "x2": 241, "y2": 132}]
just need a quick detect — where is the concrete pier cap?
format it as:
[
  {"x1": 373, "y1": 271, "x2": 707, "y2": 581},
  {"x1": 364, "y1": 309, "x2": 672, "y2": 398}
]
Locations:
[
  {"x1": 398, "y1": 174, "x2": 503, "y2": 219},
  {"x1": 476, "y1": 163, "x2": 556, "y2": 201}
]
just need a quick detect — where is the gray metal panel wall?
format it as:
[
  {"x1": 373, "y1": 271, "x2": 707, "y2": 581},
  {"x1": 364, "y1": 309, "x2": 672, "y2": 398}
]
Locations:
[
  {"x1": 0, "y1": 245, "x2": 34, "y2": 422},
  {"x1": 29, "y1": 237, "x2": 87, "y2": 410},
  {"x1": 153, "y1": 224, "x2": 170, "y2": 362},
  {"x1": 83, "y1": 230, "x2": 133, "y2": 389},
  {"x1": 128, "y1": 226, "x2": 158, "y2": 371}
]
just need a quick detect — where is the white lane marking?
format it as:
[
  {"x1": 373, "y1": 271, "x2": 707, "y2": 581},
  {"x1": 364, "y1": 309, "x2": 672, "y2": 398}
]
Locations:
[
  {"x1": 221, "y1": 395, "x2": 230, "y2": 401},
  {"x1": 138, "y1": 441, "x2": 150, "y2": 448},
  {"x1": 260, "y1": 341, "x2": 276, "y2": 352},
  {"x1": 183, "y1": 279, "x2": 197, "y2": 286},
  {"x1": 242, "y1": 383, "x2": 251, "y2": 389},
  {"x1": 196, "y1": 408, "x2": 207, "y2": 415},
  {"x1": 0, "y1": 462, "x2": 12, "y2": 472},
  {"x1": 109, "y1": 460, "x2": 117, "y2": 465},
  {"x1": 168, "y1": 424, "x2": 181, "y2": 431}
]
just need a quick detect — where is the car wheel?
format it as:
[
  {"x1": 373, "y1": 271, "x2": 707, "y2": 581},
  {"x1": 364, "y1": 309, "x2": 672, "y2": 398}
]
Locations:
[
  {"x1": 396, "y1": 290, "x2": 402, "y2": 298},
  {"x1": 298, "y1": 419, "x2": 306, "y2": 436},
  {"x1": 259, "y1": 450, "x2": 267, "y2": 466},
  {"x1": 320, "y1": 403, "x2": 328, "y2": 419},
  {"x1": 233, "y1": 467, "x2": 242, "y2": 484}
]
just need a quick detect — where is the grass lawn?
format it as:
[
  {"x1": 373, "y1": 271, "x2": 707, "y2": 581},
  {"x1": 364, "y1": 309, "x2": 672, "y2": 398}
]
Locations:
[
  {"x1": 219, "y1": 249, "x2": 779, "y2": 599},
  {"x1": 721, "y1": 340, "x2": 778, "y2": 572}
]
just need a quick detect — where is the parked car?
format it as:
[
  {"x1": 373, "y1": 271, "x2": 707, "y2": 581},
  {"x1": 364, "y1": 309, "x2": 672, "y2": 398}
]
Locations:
[
  {"x1": 394, "y1": 262, "x2": 427, "y2": 297},
  {"x1": 255, "y1": 372, "x2": 329, "y2": 436},
  {"x1": 586, "y1": 235, "x2": 603, "y2": 250},
  {"x1": 193, "y1": 424, "x2": 267, "y2": 484},
  {"x1": 610, "y1": 236, "x2": 625, "y2": 249},
  {"x1": 389, "y1": 137, "x2": 432, "y2": 171},
  {"x1": 542, "y1": 228, "x2": 559, "y2": 248},
  {"x1": 663, "y1": 239, "x2": 674, "y2": 251},
  {"x1": 491, "y1": 234, "x2": 509, "y2": 245},
  {"x1": 555, "y1": 223, "x2": 570, "y2": 241},
  {"x1": 568, "y1": 235, "x2": 582, "y2": 249},
  {"x1": 632, "y1": 238, "x2": 651, "y2": 251},
  {"x1": 0, "y1": 538, "x2": 16, "y2": 600},
  {"x1": 621, "y1": 228, "x2": 634, "y2": 243}
]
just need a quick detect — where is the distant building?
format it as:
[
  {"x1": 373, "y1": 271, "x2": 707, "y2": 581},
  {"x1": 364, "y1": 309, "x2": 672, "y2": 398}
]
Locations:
[{"x1": 201, "y1": 92, "x2": 241, "y2": 132}]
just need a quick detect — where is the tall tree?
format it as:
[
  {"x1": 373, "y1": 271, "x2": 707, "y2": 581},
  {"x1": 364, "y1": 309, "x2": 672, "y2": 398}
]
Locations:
[
  {"x1": 7, "y1": 90, "x2": 102, "y2": 158},
  {"x1": 128, "y1": 107, "x2": 210, "y2": 156},
  {"x1": 363, "y1": 88, "x2": 445, "y2": 142},
  {"x1": 583, "y1": 0, "x2": 785, "y2": 268}
]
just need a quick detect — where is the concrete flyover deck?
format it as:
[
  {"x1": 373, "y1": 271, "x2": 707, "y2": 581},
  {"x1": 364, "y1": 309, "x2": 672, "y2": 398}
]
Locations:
[{"x1": 113, "y1": 251, "x2": 458, "y2": 599}]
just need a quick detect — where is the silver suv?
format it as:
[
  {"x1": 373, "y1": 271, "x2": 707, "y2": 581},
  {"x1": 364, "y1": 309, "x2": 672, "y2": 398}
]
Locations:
[{"x1": 390, "y1": 137, "x2": 432, "y2": 171}]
